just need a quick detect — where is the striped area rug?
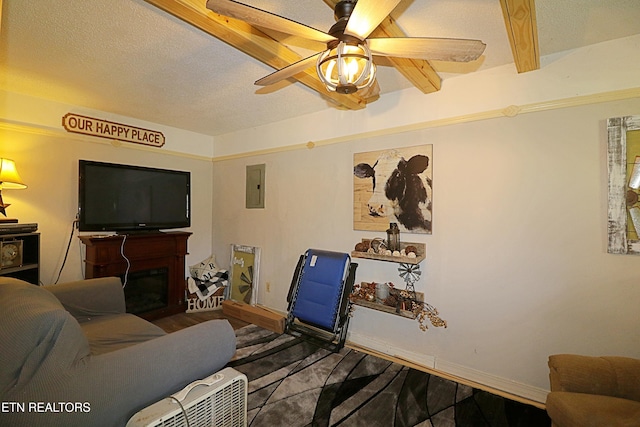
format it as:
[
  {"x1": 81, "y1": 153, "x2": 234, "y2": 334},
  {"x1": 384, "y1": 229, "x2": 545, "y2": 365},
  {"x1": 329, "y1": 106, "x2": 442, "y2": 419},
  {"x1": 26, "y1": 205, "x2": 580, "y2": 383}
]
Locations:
[{"x1": 226, "y1": 325, "x2": 550, "y2": 427}]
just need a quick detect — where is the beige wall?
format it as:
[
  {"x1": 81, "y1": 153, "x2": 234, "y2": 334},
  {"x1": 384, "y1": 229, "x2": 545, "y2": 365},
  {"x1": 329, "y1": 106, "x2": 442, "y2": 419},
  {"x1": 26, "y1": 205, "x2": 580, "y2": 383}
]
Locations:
[
  {"x1": 208, "y1": 35, "x2": 640, "y2": 402},
  {"x1": 211, "y1": 97, "x2": 640, "y2": 402}
]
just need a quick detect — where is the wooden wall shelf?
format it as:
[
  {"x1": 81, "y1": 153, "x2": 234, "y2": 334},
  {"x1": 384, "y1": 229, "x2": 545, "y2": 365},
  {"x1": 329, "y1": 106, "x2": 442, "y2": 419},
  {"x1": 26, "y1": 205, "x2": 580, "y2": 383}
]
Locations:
[
  {"x1": 352, "y1": 289, "x2": 425, "y2": 319},
  {"x1": 351, "y1": 240, "x2": 426, "y2": 265}
]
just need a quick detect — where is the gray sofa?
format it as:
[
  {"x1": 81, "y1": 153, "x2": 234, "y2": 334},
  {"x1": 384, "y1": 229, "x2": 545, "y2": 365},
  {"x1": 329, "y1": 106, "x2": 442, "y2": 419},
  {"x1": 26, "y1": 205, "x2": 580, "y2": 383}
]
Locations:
[{"x1": 0, "y1": 276, "x2": 236, "y2": 427}]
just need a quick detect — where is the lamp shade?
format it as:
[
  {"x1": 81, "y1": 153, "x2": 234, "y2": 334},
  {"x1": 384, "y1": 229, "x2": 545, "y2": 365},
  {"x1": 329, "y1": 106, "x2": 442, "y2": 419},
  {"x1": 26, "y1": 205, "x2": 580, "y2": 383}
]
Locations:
[{"x1": 0, "y1": 158, "x2": 27, "y2": 189}]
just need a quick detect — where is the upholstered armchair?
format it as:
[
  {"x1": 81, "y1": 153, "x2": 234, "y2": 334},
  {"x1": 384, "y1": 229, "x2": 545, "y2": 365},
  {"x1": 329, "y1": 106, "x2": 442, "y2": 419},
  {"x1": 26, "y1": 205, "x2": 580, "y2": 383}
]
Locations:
[
  {"x1": 546, "y1": 354, "x2": 640, "y2": 427},
  {"x1": 0, "y1": 277, "x2": 236, "y2": 427}
]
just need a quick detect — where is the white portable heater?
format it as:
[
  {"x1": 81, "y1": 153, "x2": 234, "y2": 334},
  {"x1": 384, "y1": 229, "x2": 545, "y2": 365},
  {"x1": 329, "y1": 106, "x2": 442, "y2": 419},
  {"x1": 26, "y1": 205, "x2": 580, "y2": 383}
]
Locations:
[{"x1": 126, "y1": 367, "x2": 248, "y2": 427}]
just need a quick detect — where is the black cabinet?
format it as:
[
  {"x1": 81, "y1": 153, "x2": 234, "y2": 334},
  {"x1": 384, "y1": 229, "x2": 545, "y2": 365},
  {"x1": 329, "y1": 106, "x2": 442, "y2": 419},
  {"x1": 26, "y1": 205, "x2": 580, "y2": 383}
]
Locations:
[{"x1": 0, "y1": 232, "x2": 40, "y2": 285}]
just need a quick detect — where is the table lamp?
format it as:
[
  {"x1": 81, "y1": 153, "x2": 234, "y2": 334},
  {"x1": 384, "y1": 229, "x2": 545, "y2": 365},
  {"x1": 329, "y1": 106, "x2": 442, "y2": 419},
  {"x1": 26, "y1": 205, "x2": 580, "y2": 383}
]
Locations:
[{"x1": 0, "y1": 158, "x2": 27, "y2": 221}]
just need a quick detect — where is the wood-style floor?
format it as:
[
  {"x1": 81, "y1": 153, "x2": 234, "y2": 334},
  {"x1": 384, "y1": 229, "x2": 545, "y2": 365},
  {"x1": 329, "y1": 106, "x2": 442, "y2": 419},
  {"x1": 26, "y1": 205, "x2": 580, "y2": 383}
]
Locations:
[{"x1": 151, "y1": 309, "x2": 249, "y2": 333}]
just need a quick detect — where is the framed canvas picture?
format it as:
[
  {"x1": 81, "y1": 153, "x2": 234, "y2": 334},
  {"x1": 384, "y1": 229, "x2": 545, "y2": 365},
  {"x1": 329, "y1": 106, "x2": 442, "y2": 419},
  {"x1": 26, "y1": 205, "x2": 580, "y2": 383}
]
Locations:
[
  {"x1": 228, "y1": 244, "x2": 261, "y2": 305},
  {"x1": 354, "y1": 144, "x2": 433, "y2": 234},
  {"x1": 607, "y1": 115, "x2": 640, "y2": 254}
]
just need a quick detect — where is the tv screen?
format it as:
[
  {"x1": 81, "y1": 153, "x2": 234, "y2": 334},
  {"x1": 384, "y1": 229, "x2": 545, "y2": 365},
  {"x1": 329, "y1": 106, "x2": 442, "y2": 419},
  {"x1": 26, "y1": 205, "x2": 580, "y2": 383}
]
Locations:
[{"x1": 78, "y1": 160, "x2": 190, "y2": 232}]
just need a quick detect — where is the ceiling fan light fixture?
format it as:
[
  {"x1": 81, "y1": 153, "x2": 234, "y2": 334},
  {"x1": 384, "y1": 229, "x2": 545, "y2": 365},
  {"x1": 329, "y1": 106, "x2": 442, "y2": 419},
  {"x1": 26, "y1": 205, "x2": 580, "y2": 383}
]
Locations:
[{"x1": 316, "y1": 41, "x2": 376, "y2": 94}]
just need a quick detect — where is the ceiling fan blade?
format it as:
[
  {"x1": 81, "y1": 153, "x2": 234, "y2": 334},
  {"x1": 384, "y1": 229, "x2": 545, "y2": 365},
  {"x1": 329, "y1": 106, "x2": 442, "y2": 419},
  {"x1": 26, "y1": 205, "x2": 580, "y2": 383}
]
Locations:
[
  {"x1": 368, "y1": 37, "x2": 486, "y2": 62},
  {"x1": 206, "y1": 0, "x2": 336, "y2": 43},
  {"x1": 255, "y1": 53, "x2": 322, "y2": 87},
  {"x1": 344, "y1": 0, "x2": 401, "y2": 40}
]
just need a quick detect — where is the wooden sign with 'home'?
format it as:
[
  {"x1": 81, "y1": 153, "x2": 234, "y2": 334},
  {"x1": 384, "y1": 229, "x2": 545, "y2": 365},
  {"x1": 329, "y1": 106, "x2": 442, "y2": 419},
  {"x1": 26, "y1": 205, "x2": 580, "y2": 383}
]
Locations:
[{"x1": 62, "y1": 113, "x2": 165, "y2": 147}]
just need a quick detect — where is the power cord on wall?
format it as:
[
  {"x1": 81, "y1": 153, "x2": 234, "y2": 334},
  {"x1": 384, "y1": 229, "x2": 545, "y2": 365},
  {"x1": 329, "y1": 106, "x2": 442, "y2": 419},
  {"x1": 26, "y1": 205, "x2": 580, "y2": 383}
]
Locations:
[
  {"x1": 53, "y1": 217, "x2": 79, "y2": 284},
  {"x1": 53, "y1": 215, "x2": 132, "y2": 287},
  {"x1": 120, "y1": 234, "x2": 131, "y2": 288}
]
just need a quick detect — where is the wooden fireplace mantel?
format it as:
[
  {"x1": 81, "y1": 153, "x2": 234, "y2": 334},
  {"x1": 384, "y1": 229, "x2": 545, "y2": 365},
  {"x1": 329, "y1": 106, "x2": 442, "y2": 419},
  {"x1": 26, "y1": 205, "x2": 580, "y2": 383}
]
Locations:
[{"x1": 79, "y1": 231, "x2": 191, "y2": 320}]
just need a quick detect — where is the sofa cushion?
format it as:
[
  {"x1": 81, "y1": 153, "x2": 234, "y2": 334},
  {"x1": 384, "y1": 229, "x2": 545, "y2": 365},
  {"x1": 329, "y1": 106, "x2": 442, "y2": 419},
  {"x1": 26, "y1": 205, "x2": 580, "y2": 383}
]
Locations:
[
  {"x1": 44, "y1": 277, "x2": 127, "y2": 322},
  {"x1": 0, "y1": 278, "x2": 90, "y2": 394},
  {"x1": 549, "y1": 354, "x2": 640, "y2": 402},
  {"x1": 546, "y1": 391, "x2": 640, "y2": 427},
  {"x1": 602, "y1": 356, "x2": 640, "y2": 402},
  {"x1": 80, "y1": 313, "x2": 166, "y2": 355}
]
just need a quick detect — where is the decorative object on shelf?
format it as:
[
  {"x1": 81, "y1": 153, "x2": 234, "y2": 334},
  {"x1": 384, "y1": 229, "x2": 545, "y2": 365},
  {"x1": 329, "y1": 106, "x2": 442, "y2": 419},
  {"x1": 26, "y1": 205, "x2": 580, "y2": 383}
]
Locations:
[
  {"x1": 228, "y1": 244, "x2": 261, "y2": 305},
  {"x1": 0, "y1": 158, "x2": 27, "y2": 219},
  {"x1": 398, "y1": 263, "x2": 421, "y2": 296},
  {"x1": 413, "y1": 302, "x2": 447, "y2": 331},
  {"x1": 0, "y1": 239, "x2": 23, "y2": 268},
  {"x1": 391, "y1": 283, "x2": 447, "y2": 331},
  {"x1": 354, "y1": 145, "x2": 433, "y2": 234},
  {"x1": 369, "y1": 237, "x2": 387, "y2": 254},
  {"x1": 353, "y1": 240, "x2": 368, "y2": 252},
  {"x1": 351, "y1": 281, "x2": 376, "y2": 302},
  {"x1": 396, "y1": 264, "x2": 447, "y2": 330},
  {"x1": 375, "y1": 282, "x2": 389, "y2": 301},
  {"x1": 404, "y1": 245, "x2": 418, "y2": 258},
  {"x1": 386, "y1": 222, "x2": 400, "y2": 251}
]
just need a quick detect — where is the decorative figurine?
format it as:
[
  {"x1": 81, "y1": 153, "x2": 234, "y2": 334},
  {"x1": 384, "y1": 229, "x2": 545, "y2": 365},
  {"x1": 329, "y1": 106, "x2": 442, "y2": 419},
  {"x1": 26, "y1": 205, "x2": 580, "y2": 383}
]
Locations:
[{"x1": 386, "y1": 222, "x2": 400, "y2": 252}]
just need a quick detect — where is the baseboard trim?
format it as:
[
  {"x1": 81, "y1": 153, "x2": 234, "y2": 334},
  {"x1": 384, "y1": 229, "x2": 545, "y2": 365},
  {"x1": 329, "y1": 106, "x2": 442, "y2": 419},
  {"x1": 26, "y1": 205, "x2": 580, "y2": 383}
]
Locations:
[
  {"x1": 435, "y1": 359, "x2": 548, "y2": 407},
  {"x1": 347, "y1": 332, "x2": 437, "y2": 369},
  {"x1": 346, "y1": 331, "x2": 547, "y2": 409}
]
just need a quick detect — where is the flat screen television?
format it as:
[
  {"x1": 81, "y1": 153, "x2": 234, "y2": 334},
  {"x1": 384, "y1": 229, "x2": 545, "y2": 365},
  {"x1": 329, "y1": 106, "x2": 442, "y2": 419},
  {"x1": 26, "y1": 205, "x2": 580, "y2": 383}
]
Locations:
[{"x1": 78, "y1": 160, "x2": 190, "y2": 232}]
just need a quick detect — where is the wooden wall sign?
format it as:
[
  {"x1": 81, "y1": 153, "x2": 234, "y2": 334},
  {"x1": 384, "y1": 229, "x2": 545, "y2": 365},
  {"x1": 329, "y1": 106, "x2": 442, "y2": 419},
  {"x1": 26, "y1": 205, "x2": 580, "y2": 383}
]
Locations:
[
  {"x1": 62, "y1": 113, "x2": 165, "y2": 147},
  {"x1": 228, "y1": 244, "x2": 261, "y2": 305},
  {"x1": 607, "y1": 115, "x2": 640, "y2": 254}
]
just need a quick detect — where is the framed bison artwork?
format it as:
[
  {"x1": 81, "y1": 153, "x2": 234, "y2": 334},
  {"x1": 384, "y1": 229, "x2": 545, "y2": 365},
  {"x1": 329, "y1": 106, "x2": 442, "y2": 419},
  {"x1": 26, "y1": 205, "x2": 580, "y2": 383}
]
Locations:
[{"x1": 354, "y1": 145, "x2": 433, "y2": 234}]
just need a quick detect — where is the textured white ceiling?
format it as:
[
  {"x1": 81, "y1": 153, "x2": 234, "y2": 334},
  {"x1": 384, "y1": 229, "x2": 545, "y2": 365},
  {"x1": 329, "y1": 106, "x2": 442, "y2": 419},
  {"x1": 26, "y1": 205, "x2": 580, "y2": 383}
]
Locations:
[{"x1": 1, "y1": 0, "x2": 639, "y2": 137}]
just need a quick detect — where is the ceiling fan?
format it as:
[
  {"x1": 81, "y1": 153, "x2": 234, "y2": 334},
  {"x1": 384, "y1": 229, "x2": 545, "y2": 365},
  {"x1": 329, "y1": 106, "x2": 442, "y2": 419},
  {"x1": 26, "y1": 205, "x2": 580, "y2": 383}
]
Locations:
[{"x1": 206, "y1": 0, "x2": 486, "y2": 95}]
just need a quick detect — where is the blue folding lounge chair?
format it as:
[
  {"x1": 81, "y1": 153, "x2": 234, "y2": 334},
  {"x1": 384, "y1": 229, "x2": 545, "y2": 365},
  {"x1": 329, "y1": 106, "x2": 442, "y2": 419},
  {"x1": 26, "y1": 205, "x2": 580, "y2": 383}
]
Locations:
[{"x1": 286, "y1": 249, "x2": 358, "y2": 351}]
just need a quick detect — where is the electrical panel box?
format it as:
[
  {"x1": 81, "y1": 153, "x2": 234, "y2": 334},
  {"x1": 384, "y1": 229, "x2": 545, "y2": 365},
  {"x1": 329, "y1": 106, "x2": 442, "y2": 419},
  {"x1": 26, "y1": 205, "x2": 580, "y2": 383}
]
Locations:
[{"x1": 246, "y1": 164, "x2": 265, "y2": 209}]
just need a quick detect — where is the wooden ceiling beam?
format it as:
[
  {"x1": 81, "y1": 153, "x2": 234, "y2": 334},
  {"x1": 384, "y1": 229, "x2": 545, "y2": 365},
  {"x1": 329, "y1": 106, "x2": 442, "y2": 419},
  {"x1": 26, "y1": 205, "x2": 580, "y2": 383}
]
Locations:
[
  {"x1": 144, "y1": 0, "x2": 368, "y2": 110},
  {"x1": 322, "y1": 0, "x2": 441, "y2": 94},
  {"x1": 499, "y1": 0, "x2": 540, "y2": 73}
]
